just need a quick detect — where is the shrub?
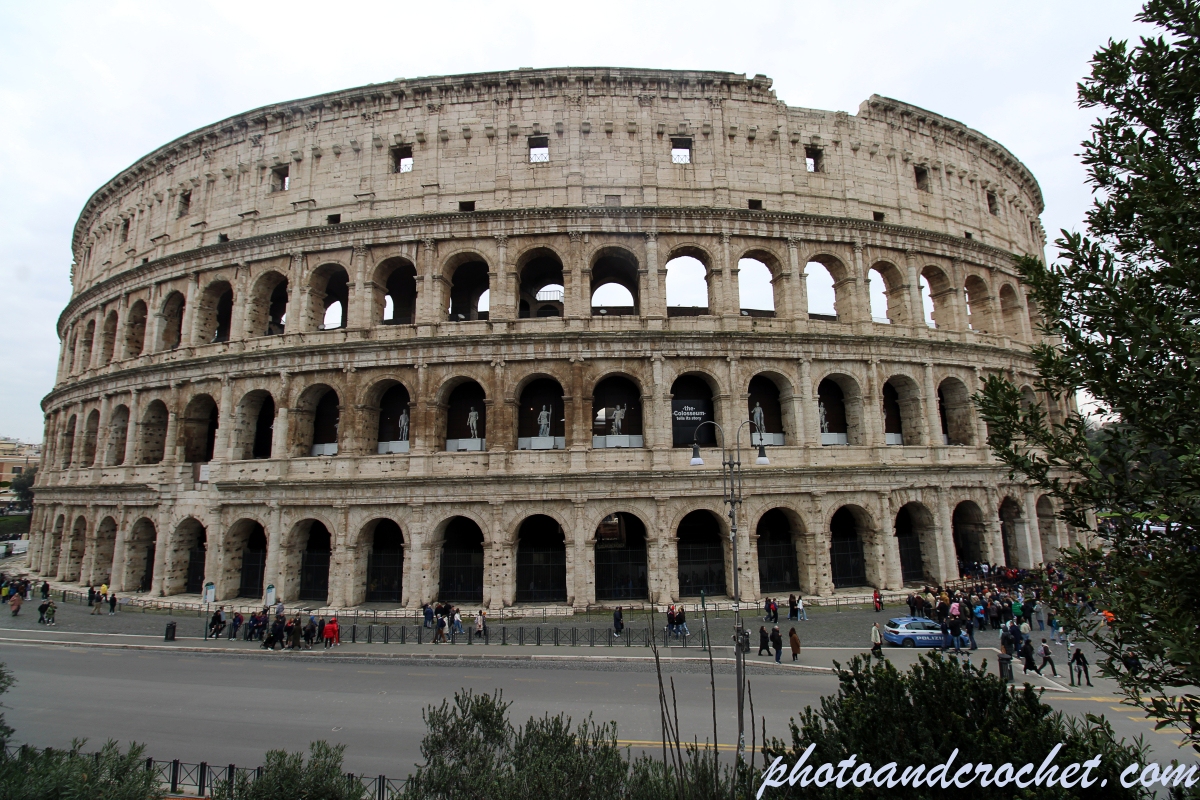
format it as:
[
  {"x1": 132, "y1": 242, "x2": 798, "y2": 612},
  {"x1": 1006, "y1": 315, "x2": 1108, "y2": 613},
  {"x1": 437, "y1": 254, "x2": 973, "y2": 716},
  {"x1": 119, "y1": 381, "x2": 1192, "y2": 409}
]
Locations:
[
  {"x1": 0, "y1": 740, "x2": 161, "y2": 800},
  {"x1": 210, "y1": 740, "x2": 365, "y2": 800}
]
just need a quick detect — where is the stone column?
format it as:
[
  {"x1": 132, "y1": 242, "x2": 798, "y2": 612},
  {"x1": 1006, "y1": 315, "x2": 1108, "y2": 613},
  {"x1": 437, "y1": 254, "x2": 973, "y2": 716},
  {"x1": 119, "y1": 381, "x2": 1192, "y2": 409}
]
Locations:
[
  {"x1": 934, "y1": 488, "x2": 958, "y2": 585},
  {"x1": 414, "y1": 238, "x2": 437, "y2": 328},
  {"x1": 785, "y1": 237, "x2": 806, "y2": 329},
  {"x1": 564, "y1": 232, "x2": 585, "y2": 319},
  {"x1": 286, "y1": 252, "x2": 306, "y2": 333},
  {"x1": 349, "y1": 244, "x2": 371, "y2": 329},
  {"x1": 851, "y1": 242, "x2": 868, "y2": 325},
  {"x1": 411, "y1": 364, "x2": 430, "y2": 456},
  {"x1": 95, "y1": 394, "x2": 112, "y2": 468},
  {"x1": 213, "y1": 378, "x2": 235, "y2": 462},
  {"x1": 865, "y1": 359, "x2": 885, "y2": 448},
  {"x1": 183, "y1": 271, "x2": 201, "y2": 346},
  {"x1": 949, "y1": 258, "x2": 969, "y2": 330},
  {"x1": 163, "y1": 384, "x2": 181, "y2": 464},
  {"x1": 905, "y1": 251, "x2": 925, "y2": 330},
  {"x1": 644, "y1": 232, "x2": 664, "y2": 321},
  {"x1": 270, "y1": 373, "x2": 292, "y2": 460},
  {"x1": 230, "y1": 265, "x2": 249, "y2": 342},
  {"x1": 262, "y1": 503, "x2": 284, "y2": 604},
  {"x1": 491, "y1": 235, "x2": 512, "y2": 323},
  {"x1": 1024, "y1": 489, "x2": 1044, "y2": 565},
  {"x1": 572, "y1": 501, "x2": 593, "y2": 608},
  {"x1": 877, "y1": 492, "x2": 903, "y2": 589},
  {"x1": 150, "y1": 512, "x2": 172, "y2": 596},
  {"x1": 716, "y1": 232, "x2": 734, "y2": 317},
  {"x1": 652, "y1": 497, "x2": 676, "y2": 603},
  {"x1": 983, "y1": 517, "x2": 1004, "y2": 567}
]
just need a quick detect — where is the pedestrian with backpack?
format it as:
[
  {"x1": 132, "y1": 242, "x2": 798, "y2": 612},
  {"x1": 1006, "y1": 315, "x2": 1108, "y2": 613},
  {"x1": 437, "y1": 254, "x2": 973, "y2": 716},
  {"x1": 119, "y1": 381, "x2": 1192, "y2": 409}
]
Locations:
[{"x1": 1038, "y1": 639, "x2": 1058, "y2": 677}]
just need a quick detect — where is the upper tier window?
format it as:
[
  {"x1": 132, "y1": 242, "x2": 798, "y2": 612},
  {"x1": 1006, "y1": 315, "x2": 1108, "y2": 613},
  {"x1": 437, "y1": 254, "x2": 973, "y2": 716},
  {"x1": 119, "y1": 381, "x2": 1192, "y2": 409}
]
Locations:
[{"x1": 528, "y1": 136, "x2": 549, "y2": 163}]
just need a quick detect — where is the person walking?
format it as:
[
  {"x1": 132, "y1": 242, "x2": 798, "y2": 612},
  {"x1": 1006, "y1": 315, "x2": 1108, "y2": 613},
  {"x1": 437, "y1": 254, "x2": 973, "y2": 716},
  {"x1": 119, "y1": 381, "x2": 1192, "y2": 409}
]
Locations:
[
  {"x1": 434, "y1": 613, "x2": 447, "y2": 643},
  {"x1": 613, "y1": 606, "x2": 624, "y2": 639},
  {"x1": 676, "y1": 606, "x2": 689, "y2": 636},
  {"x1": 453, "y1": 607, "x2": 464, "y2": 634},
  {"x1": 1070, "y1": 648, "x2": 1093, "y2": 686},
  {"x1": 90, "y1": 591, "x2": 104, "y2": 615},
  {"x1": 763, "y1": 598, "x2": 772, "y2": 622},
  {"x1": 44, "y1": 600, "x2": 57, "y2": 625},
  {"x1": 9, "y1": 592, "x2": 21, "y2": 617},
  {"x1": 770, "y1": 626, "x2": 783, "y2": 664},
  {"x1": 873, "y1": 589, "x2": 883, "y2": 613},
  {"x1": 758, "y1": 626, "x2": 770, "y2": 656},
  {"x1": 788, "y1": 627, "x2": 801, "y2": 662},
  {"x1": 796, "y1": 595, "x2": 807, "y2": 621},
  {"x1": 476, "y1": 610, "x2": 486, "y2": 638},
  {"x1": 423, "y1": 604, "x2": 434, "y2": 629},
  {"x1": 1021, "y1": 639, "x2": 1040, "y2": 675},
  {"x1": 965, "y1": 613, "x2": 978, "y2": 651},
  {"x1": 37, "y1": 599, "x2": 49, "y2": 624},
  {"x1": 40, "y1": 581, "x2": 49, "y2": 600},
  {"x1": 1038, "y1": 639, "x2": 1058, "y2": 677},
  {"x1": 323, "y1": 616, "x2": 339, "y2": 649},
  {"x1": 788, "y1": 594, "x2": 797, "y2": 621},
  {"x1": 948, "y1": 617, "x2": 963, "y2": 654},
  {"x1": 870, "y1": 622, "x2": 884, "y2": 660},
  {"x1": 108, "y1": 593, "x2": 117, "y2": 615},
  {"x1": 666, "y1": 606, "x2": 677, "y2": 638}
]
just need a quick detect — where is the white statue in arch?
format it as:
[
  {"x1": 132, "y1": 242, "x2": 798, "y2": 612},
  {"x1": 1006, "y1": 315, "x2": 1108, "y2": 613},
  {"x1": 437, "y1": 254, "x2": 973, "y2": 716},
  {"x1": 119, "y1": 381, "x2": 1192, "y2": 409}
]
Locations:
[
  {"x1": 818, "y1": 400, "x2": 829, "y2": 434},
  {"x1": 397, "y1": 409, "x2": 409, "y2": 441},
  {"x1": 467, "y1": 406, "x2": 480, "y2": 439},
  {"x1": 751, "y1": 401, "x2": 765, "y2": 435},
  {"x1": 537, "y1": 405, "x2": 551, "y2": 438},
  {"x1": 610, "y1": 404, "x2": 626, "y2": 436}
]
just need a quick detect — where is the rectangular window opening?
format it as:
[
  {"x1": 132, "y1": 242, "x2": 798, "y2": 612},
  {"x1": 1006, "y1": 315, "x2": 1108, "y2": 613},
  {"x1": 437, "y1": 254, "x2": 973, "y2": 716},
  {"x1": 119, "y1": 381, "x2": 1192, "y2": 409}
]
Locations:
[
  {"x1": 458, "y1": 201, "x2": 476, "y2": 212},
  {"x1": 528, "y1": 136, "x2": 549, "y2": 163},
  {"x1": 217, "y1": 233, "x2": 230, "y2": 243},
  {"x1": 873, "y1": 211, "x2": 886, "y2": 222},
  {"x1": 120, "y1": 218, "x2": 130, "y2": 243},
  {"x1": 391, "y1": 145, "x2": 413, "y2": 174},
  {"x1": 914, "y1": 166, "x2": 930, "y2": 192},
  {"x1": 177, "y1": 190, "x2": 191, "y2": 218},
  {"x1": 271, "y1": 165, "x2": 290, "y2": 192},
  {"x1": 987, "y1": 191, "x2": 999, "y2": 215},
  {"x1": 805, "y1": 147, "x2": 824, "y2": 173},
  {"x1": 748, "y1": 199, "x2": 763, "y2": 210},
  {"x1": 326, "y1": 214, "x2": 341, "y2": 225},
  {"x1": 964, "y1": 231, "x2": 973, "y2": 240},
  {"x1": 604, "y1": 195, "x2": 621, "y2": 207},
  {"x1": 670, "y1": 136, "x2": 692, "y2": 164}
]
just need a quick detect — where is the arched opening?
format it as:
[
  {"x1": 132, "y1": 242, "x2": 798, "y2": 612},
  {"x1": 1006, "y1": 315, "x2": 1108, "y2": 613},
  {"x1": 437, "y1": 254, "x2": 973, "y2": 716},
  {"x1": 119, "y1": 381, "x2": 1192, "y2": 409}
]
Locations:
[
  {"x1": 999, "y1": 284, "x2": 1024, "y2": 339},
  {"x1": 1027, "y1": 295, "x2": 1043, "y2": 340},
  {"x1": 63, "y1": 516, "x2": 88, "y2": 581},
  {"x1": 515, "y1": 515, "x2": 567, "y2": 603},
  {"x1": 446, "y1": 257, "x2": 490, "y2": 321},
  {"x1": 591, "y1": 247, "x2": 640, "y2": 316},
  {"x1": 247, "y1": 271, "x2": 288, "y2": 336},
  {"x1": 918, "y1": 274, "x2": 937, "y2": 328},
  {"x1": 230, "y1": 520, "x2": 268, "y2": 599},
  {"x1": 738, "y1": 256, "x2": 775, "y2": 316},
  {"x1": 921, "y1": 266, "x2": 953, "y2": 329},
  {"x1": 829, "y1": 507, "x2": 868, "y2": 589},
  {"x1": 439, "y1": 517, "x2": 485, "y2": 603},
  {"x1": 159, "y1": 292, "x2": 185, "y2": 350},
  {"x1": 365, "y1": 519, "x2": 404, "y2": 603},
  {"x1": 937, "y1": 378, "x2": 974, "y2": 446},
  {"x1": 882, "y1": 376, "x2": 924, "y2": 446},
  {"x1": 180, "y1": 394, "x2": 219, "y2": 463},
  {"x1": 671, "y1": 374, "x2": 716, "y2": 447},
  {"x1": 805, "y1": 259, "x2": 840, "y2": 320},
  {"x1": 445, "y1": 380, "x2": 486, "y2": 450},
  {"x1": 868, "y1": 262, "x2": 909, "y2": 324},
  {"x1": 123, "y1": 300, "x2": 147, "y2": 357},
  {"x1": 517, "y1": 249, "x2": 565, "y2": 318},
  {"x1": 594, "y1": 513, "x2": 648, "y2": 600},
  {"x1": 89, "y1": 517, "x2": 118, "y2": 586},
  {"x1": 868, "y1": 268, "x2": 890, "y2": 323},
  {"x1": 197, "y1": 281, "x2": 234, "y2": 344},
  {"x1": 999, "y1": 497, "x2": 1023, "y2": 568},
  {"x1": 894, "y1": 504, "x2": 927, "y2": 583},
  {"x1": 122, "y1": 518, "x2": 156, "y2": 593},
  {"x1": 376, "y1": 383, "x2": 412, "y2": 454},
  {"x1": 756, "y1": 508, "x2": 800, "y2": 594},
  {"x1": 43, "y1": 516, "x2": 65, "y2": 577},
  {"x1": 81, "y1": 409, "x2": 99, "y2": 466},
  {"x1": 79, "y1": 320, "x2": 95, "y2": 371},
  {"x1": 517, "y1": 378, "x2": 565, "y2": 450},
  {"x1": 60, "y1": 415, "x2": 76, "y2": 468},
  {"x1": 952, "y1": 501, "x2": 986, "y2": 566},
  {"x1": 592, "y1": 375, "x2": 643, "y2": 448},
  {"x1": 99, "y1": 311, "x2": 118, "y2": 365},
  {"x1": 677, "y1": 510, "x2": 726, "y2": 597},
  {"x1": 167, "y1": 519, "x2": 207, "y2": 596},
  {"x1": 1037, "y1": 496, "x2": 1058, "y2": 560},
  {"x1": 297, "y1": 521, "x2": 331, "y2": 602},
  {"x1": 310, "y1": 265, "x2": 350, "y2": 330},
  {"x1": 105, "y1": 404, "x2": 129, "y2": 466},
  {"x1": 748, "y1": 374, "x2": 786, "y2": 446},
  {"x1": 138, "y1": 400, "x2": 169, "y2": 464},
  {"x1": 963, "y1": 275, "x2": 993, "y2": 333},
  {"x1": 65, "y1": 331, "x2": 77, "y2": 375},
  {"x1": 296, "y1": 386, "x2": 339, "y2": 457},
  {"x1": 665, "y1": 252, "x2": 711, "y2": 316},
  {"x1": 376, "y1": 258, "x2": 417, "y2": 325},
  {"x1": 818, "y1": 376, "x2": 862, "y2": 445},
  {"x1": 233, "y1": 390, "x2": 275, "y2": 460}
]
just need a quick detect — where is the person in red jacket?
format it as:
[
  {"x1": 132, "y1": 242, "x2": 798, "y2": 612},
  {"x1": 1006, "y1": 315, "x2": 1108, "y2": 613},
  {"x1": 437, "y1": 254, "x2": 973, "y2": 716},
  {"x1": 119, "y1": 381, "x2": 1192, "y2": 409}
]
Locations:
[{"x1": 324, "y1": 616, "x2": 339, "y2": 648}]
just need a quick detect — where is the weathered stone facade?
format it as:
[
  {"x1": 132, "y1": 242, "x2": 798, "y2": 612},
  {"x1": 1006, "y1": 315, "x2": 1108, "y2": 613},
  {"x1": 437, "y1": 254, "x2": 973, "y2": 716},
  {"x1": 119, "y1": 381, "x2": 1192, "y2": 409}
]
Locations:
[{"x1": 31, "y1": 68, "x2": 1071, "y2": 609}]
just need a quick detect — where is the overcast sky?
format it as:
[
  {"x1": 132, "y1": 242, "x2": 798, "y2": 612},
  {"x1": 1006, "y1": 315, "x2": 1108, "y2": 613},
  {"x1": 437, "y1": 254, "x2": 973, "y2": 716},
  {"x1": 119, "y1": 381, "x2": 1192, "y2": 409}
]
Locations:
[{"x1": 0, "y1": 0, "x2": 1152, "y2": 442}]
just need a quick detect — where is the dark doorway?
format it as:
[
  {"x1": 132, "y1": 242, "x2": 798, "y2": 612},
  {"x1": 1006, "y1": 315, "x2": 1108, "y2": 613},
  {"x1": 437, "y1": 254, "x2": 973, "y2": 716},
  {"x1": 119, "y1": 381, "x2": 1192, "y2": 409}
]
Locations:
[
  {"x1": 252, "y1": 396, "x2": 275, "y2": 459},
  {"x1": 239, "y1": 523, "x2": 268, "y2": 598},
  {"x1": 756, "y1": 509, "x2": 799, "y2": 593},
  {"x1": 829, "y1": 508, "x2": 867, "y2": 588},
  {"x1": 185, "y1": 531, "x2": 207, "y2": 595},
  {"x1": 515, "y1": 515, "x2": 567, "y2": 603},
  {"x1": 677, "y1": 510, "x2": 725, "y2": 596},
  {"x1": 141, "y1": 544, "x2": 155, "y2": 593},
  {"x1": 594, "y1": 513, "x2": 648, "y2": 600},
  {"x1": 299, "y1": 522, "x2": 331, "y2": 602},
  {"x1": 366, "y1": 520, "x2": 404, "y2": 603},
  {"x1": 894, "y1": 506, "x2": 923, "y2": 583},
  {"x1": 440, "y1": 518, "x2": 485, "y2": 603}
]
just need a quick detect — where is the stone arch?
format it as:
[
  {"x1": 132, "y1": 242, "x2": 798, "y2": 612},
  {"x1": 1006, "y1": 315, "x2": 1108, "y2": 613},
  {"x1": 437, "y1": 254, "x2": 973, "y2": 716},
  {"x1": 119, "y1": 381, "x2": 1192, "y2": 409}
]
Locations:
[
  {"x1": 437, "y1": 515, "x2": 485, "y2": 604},
  {"x1": 590, "y1": 246, "x2": 640, "y2": 315},
  {"x1": 748, "y1": 371, "x2": 793, "y2": 445},
  {"x1": 937, "y1": 377, "x2": 975, "y2": 446},
  {"x1": 165, "y1": 517, "x2": 207, "y2": 596},
  {"x1": 1036, "y1": 495, "x2": 1059, "y2": 560},
  {"x1": 441, "y1": 378, "x2": 487, "y2": 450},
  {"x1": 665, "y1": 244, "x2": 714, "y2": 315},
  {"x1": 999, "y1": 283, "x2": 1024, "y2": 339},
  {"x1": 105, "y1": 405, "x2": 129, "y2": 466},
  {"x1": 61, "y1": 515, "x2": 89, "y2": 582},
  {"x1": 219, "y1": 517, "x2": 269, "y2": 601},
  {"x1": 756, "y1": 507, "x2": 804, "y2": 594},
  {"x1": 60, "y1": 414, "x2": 77, "y2": 468},
  {"x1": 232, "y1": 389, "x2": 275, "y2": 460},
  {"x1": 246, "y1": 270, "x2": 288, "y2": 336},
  {"x1": 363, "y1": 379, "x2": 412, "y2": 454},
  {"x1": 516, "y1": 246, "x2": 565, "y2": 319},
  {"x1": 282, "y1": 518, "x2": 333, "y2": 603},
  {"x1": 442, "y1": 250, "x2": 490, "y2": 322},
  {"x1": 963, "y1": 274, "x2": 994, "y2": 333},
  {"x1": 828, "y1": 505, "x2": 874, "y2": 589},
  {"x1": 123, "y1": 300, "x2": 148, "y2": 358},
  {"x1": 918, "y1": 266, "x2": 950, "y2": 328},
  {"x1": 78, "y1": 319, "x2": 95, "y2": 371},
  {"x1": 806, "y1": 253, "x2": 852, "y2": 320},
  {"x1": 1026, "y1": 292, "x2": 1043, "y2": 339},
  {"x1": 816, "y1": 372, "x2": 864, "y2": 446},
  {"x1": 80, "y1": 409, "x2": 100, "y2": 466},
  {"x1": 999, "y1": 496, "x2": 1023, "y2": 567},
  {"x1": 64, "y1": 328, "x2": 77, "y2": 375},
  {"x1": 374, "y1": 257, "x2": 418, "y2": 325},
  {"x1": 737, "y1": 247, "x2": 783, "y2": 315},
  {"x1": 670, "y1": 372, "x2": 720, "y2": 447},
  {"x1": 951, "y1": 501, "x2": 987, "y2": 566},
  {"x1": 86, "y1": 516, "x2": 118, "y2": 586},
  {"x1": 516, "y1": 377, "x2": 565, "y2": 450},
  {"x1": 594, "y1": 511, "x2": 649, "y2": 601},
  {"x1": 676, "y1": 509, "x2": 727, "y2": 597},
  {"x1": 894, "y1": 502, "x2": 935, "y2": 583},
  {"x1": 882, "y1": 373, "x2": 924, "y2": 446},
  {"x1": 138, "y1": 400, "x2": 169, "y2": 464},
  {"x1": 196, "y1": 279, "x2": 235, "y2": 344},
  {"x1": 868, "y1": 260, "x2": 909, "y2": 324},
  {"x1": 515, "y1": 514, "x2": 567, "y2": 603},
  {"x1": 309, "y1": 263, "x2": 350, "y2": 331},
  {"x1": 159, "y1": 291, "x2": 185, "y2": 350},
  {"x1": 43, "y1": 514, "x2": 66, "y2": 577},
  {"x1": 179, "y1": 393, "x2": 219, "y2": 463},
  {"x1": 118, "y1": 517, "x2": 157, "y2": 592},
  {"x1": 357, "y1": 518, "x2": 405, "y2": 606},
  {"x1": 591, "y1": 373, "x2": 644, "y2": 446},
  {"x1": 99, "y1": 311, "x2": 119, "y2": 365},
  {"x1": 292, "y1": 383, "x2": 340, "y2": 457}
]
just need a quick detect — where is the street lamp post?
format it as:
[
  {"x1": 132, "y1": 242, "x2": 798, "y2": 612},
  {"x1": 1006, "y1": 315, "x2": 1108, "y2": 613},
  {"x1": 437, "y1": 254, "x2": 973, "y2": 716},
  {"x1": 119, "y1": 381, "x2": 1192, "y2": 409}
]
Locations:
[{"x1": 689, "y1": 419, "x2": 769, "y2": 765}]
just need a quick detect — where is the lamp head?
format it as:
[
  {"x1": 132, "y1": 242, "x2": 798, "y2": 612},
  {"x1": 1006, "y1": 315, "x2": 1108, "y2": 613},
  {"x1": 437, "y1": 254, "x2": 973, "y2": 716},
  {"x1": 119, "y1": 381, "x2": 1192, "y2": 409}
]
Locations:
[
  {"x1": 755, "y1": 443, "x2": 770, "y2": 465},
  {"x1": 690, "y1": 443, "x2": 704, "y2": 466}
]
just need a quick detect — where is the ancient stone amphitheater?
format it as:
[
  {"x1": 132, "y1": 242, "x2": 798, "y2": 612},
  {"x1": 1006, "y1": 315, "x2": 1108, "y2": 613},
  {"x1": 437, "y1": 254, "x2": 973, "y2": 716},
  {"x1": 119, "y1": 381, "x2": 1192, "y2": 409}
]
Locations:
[{"x1": 29, "y1": 68, "x2": 1074, "y2": 610}]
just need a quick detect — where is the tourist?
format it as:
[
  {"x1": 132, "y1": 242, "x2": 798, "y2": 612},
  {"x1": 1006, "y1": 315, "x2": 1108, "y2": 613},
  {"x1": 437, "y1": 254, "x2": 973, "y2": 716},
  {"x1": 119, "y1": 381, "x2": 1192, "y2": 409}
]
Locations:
[
  {"x1": 40, "y1": 581, "x2": 49, "y2": 600},
  {"x1": 303, "y1": 617, "x2": 317, "y2": 649},
  {"x1": 758, "y1": 626, "x2": 770, "y2": 656},
  {"x1": 788, "y1": 627, "x2": 801, "y2": 662},
  {"x1": 1038, "y1": 639, "x2": 1058, "y2": 677},
  {"x1": 231, "y1": 612, "x2": 243, "y2": 637},
  {"x1": 788, "y1": 594, "x2": 797, "y2": 621},
  {"x1": 770, "y1": 599, "x2": 779, "y2": 623},
  {"x1": 676, "y1": 606, "x2": 689, "y2": 636},
  {"x1": 948, "y1": 617, "x2": 963, "y2": 654},
  {"x1": 9, "y1": 592, "x2": 21, "y2": 617},
  {"x1": 796, "y1": 594, "x2": 807, "y2": 621},
  {"x1": 288, "y1": 617, "x2": 302, "y2": 650},
  {"x1": 423, "y1": 603, "x2": 434, "y2": 628},
  {"x1": 90, "y1": 590, "x2": 104, "y2": 615},
  {"x1": 44, "y1": 600, "x2": 56, "y2": 625},
  {"x1": 434, "y1": 613, "x2": 447, "y2": 643},
  {"x1": 873, "y1": 589, "x2": 882, "y2": 613},
  {"x1": 763, "y1": 598, "x2": 772, "y2": 622},
  {"x1": 317, "y1": 617, "x2": 327, "y2": 641},
  {"x1": 108, "y1": 593, "x2": 117, "y2": 615},
  {"x1": 453, "y1": 607, "x2": 464, "y2": 634},
  {"x1": 613, "y1": 606, "x2": 623, "y2": 639},
  {"x1": 870, "y1": 622, "x2": 884, "y2": 660},
  {"x1": 476, "y1": 610, "x2": 487, "y2": 638},
  {"x1": 324, "y1": 616, "x2": 339, "y2": 649},
  {"x1": 666, "y1": 606, "x2": 676, "y2": 638},
  {"x1": 1070, "y1": 648, "x2": 1093, "y2": 687},
  {"x1": 965, "y1": 612, "x2": 977, "y2": 650},
  {"x1": 770, "y1": 626, "x2": 783, "y2": 664},
  {"x1": 37, "y1": 598, "x2": 49, "y2": 624},
  {"x1": 1020, "y1": 639, "x2": 1039, "y2": 675}
]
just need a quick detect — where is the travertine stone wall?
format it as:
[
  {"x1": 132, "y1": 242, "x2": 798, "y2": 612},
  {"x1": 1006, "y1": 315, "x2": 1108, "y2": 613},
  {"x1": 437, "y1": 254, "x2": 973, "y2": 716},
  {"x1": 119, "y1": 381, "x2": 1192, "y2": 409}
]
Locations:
[{"x1": 33, "y1": 68, "x2": 1073, "y2": 610}]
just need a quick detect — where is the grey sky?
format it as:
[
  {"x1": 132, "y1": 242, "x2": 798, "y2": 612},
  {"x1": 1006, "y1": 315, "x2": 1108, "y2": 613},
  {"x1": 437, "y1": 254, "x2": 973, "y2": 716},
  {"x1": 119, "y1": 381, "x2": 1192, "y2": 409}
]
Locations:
[{"x1": 0, "y1": 1, "x2": 1151, "y2": 442}]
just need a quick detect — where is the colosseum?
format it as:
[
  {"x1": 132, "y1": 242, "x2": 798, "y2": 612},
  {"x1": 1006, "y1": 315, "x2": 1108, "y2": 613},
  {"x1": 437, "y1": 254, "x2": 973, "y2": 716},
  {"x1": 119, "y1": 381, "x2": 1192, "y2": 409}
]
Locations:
[{"x1": 28, "y1": 67, "x2": 1075, "y2": 610}]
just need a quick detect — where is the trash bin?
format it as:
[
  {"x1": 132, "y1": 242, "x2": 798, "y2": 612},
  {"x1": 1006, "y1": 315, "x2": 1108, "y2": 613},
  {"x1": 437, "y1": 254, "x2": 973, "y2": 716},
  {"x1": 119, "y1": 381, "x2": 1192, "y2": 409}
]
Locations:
[
  {"x1": 739, "y1": 629, "x2": 751, "y2": 654},
  {"x1": 165, "y1": 621, "x2": 177, "y2": 642},
  {"x1": 997, "y1": 653, "x2": 1013, "y2": 684}
]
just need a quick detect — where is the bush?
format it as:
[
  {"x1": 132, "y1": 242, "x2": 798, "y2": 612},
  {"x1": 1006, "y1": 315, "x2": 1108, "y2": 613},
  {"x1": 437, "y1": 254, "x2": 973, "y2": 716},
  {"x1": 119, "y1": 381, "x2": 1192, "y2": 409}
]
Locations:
[
  {"x1": 210, "y1": 741, "x2": 365, "y2": 800},
  {"x1": 0, "y1": 740, "x2": 161, "y2": 800}
]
